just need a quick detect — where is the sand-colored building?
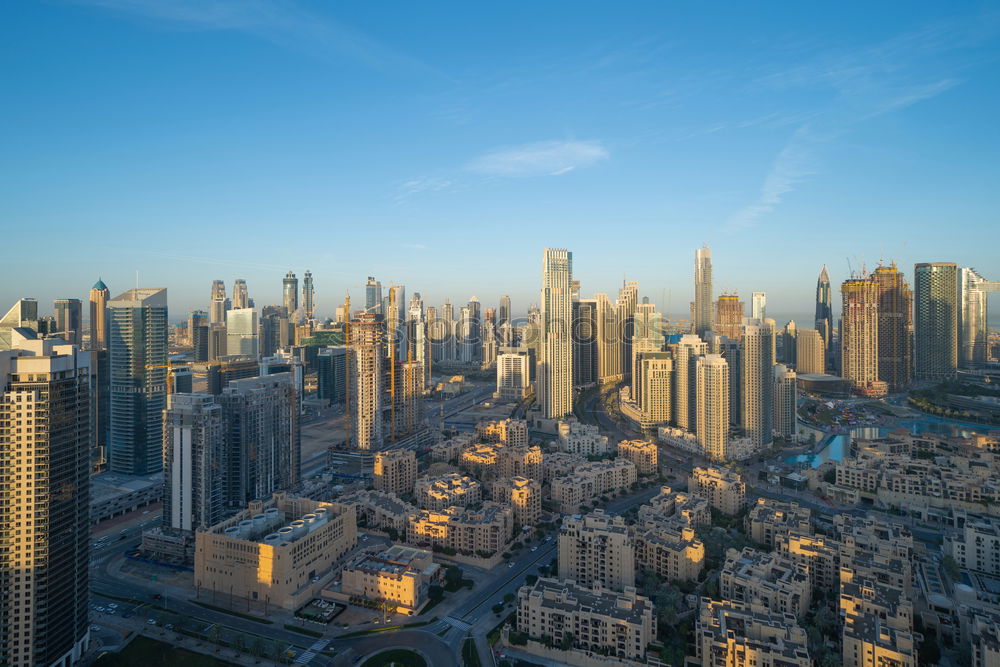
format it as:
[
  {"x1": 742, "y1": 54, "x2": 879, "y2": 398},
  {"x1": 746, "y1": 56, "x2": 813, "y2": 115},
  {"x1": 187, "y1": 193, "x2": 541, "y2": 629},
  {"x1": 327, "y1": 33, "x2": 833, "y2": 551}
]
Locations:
[
  {"x1": 339, "y1": 545, "x2": 439, "y2": 615},
  {"x1": 516, "y1": 578, "x2": 655, "y2": 661},
  {"x1": 458, "y1": 443, "x2": 500, "y2": 479},
  {"x1": 745, "y1": 498, "x2": 812, "y2": 549},
  {"x1": 407, "y1": 502, "x2": 512, "y2": 557},
  {"x1": 415, "y1": 472, "x2": 483, "y2": 510},
  {"x1": 617, "y1": 439, "x2": 659, "y2": 475},
  {"x1": 476, "y1": 418, "x2": 529, "y2": 447},
  {"x1": 556, "y1": 419, "x2": 610, "y2": 456},
  {"x1": 550, "y1": 458, "x2": 637, "y2": 514},
  {"x1": 720, "y1": 547, "x2": 811, "y2": 617},
  {"x1": 633, "y1": 520, "x2": 704, "y2": 583},
  {"x1": 492, "y1": 476, "x2": 542, "y2": 527},
  {"x1": 694, "y1": 599, "x2": 811, "y2": 667},
  {"x1": 373, "y1": 449, "x2": 417, "y2": 496},
  {"x1": 194, "y1": 493, "x2": 356, "y2": 610},
  {"x1": 558, "y1": 510, "x2": 635, "y2": 592},
  {"x1": 498, "y1": 444, "x2": 543, "y2": 481},
  {"x1": 338, "y1": 489, "x2": 416, "y2": 535},
  {"x1": 638, "y1": 485, "x2": 711, "y2": 528},
  {"x1": 688, "y1": 466, "x2": 746, "y2": 515}
]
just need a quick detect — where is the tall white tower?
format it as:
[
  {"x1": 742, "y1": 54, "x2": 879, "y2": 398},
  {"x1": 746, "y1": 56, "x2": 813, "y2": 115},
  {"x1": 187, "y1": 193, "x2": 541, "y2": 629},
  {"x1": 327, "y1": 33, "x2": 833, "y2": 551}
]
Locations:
[
  {"x1": 539, "y1": 248, "x2": 573, "y2": 420},
  {"x1": 697, "y1": 353, "x2": 730, "y2": 461},
  {"x1": 740, "y1": 319, "x2": 774, "y2": 449},
  {"x1": 694, "y1": 245, "x2": 713, "y2": 337}
]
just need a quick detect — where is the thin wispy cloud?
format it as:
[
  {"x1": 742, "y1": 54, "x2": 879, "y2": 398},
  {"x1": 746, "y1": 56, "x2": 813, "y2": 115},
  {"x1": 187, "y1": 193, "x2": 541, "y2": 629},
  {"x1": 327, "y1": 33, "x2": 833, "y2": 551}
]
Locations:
[
  {"x1": 72, "y1": 0, "x2": 440, "y2": 76},
  {"x1": 467, "y1": 140, "x2": 609, "y2": 177},
  {"x1": 722, "y1": 20, "x2": 978, "y2": 234}
]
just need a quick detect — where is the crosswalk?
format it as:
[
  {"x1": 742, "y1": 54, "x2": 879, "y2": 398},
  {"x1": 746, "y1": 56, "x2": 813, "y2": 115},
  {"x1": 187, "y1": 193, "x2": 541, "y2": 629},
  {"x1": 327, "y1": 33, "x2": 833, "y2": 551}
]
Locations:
[
  {"x1": 292, "y1": 639, "x2": 329, "y2": 664},
  {"x1": 444, "y1": 616, "x2": 471, "y2": 632}
]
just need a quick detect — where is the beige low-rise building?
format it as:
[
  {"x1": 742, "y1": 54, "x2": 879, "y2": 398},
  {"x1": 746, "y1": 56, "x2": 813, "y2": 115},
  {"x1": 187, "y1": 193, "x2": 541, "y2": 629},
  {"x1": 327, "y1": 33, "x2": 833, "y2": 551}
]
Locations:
[
  {"x1": 721, "y1": 547, "x2": 811, "y2": 617},
  {"x1": 338, "y1": 489, "x2": 416, "y2": 535},
  {"x1": 550, "y1": 458, "x2": 637, "y2": 514},
  {"x1": 694, "y1": 598, "x2": 811, "y2": 667},
  {"x1": 616, "y1": 439, "x2": 659, "y2": 475},
  {"x1": 556, "y1": 420, "x2": 611, "y2": 456},
  {"x1": 458, "y1": 443, "x2": 500, "y2": 479},
  {"x1": 638, "y1": 485, "x2": 711, "y2": 528},
  {"x1": 194, "y1": 493, "x2": 356, "y2": 610},
  {"x1": 542, "y1": 451, "x2": 587, "y2": 482},
  {"x1": 633, "y1": 520, "x2": 704, "y2": 583},
  {"x1": 407, "y1": 502, "x2": 512, "y2": 557},
  {"x1": 430, "y1": 432, "x2": 476, "y2": 462},
  {"x1": 516, "y1": 578, "x2": 655, "y2": 661},
  {"x1": 373, "y1": 449, "x2": 417, "y2": 496},
  {"x1": 492, "y1": 476, "x2": 542, "y2": 527},
  {"x1": 477, "y1": 418, "x2": 529, "y2": 447},
  {"x1": 688, "y1": 466, "x2": 746, "y2": 515},
  {"x1": 339, "y1": 545, "x2": 439, "y2": 615},
  {"x1": 840, "y1": 570, "x2": 918, "y2": 667},
  {"x1": 776, "y1": 531, "x2": 841, "y2": 592},
  {"x1": 746, "y1": 498, "x2": 812, "y2": 548},
  {"x1": 558, "y1": 510, "x2": 635, "y2": 592},
  {"x1": 947, "y1": 518, "x2": 1000, "y2": 577},
  {"x1": 415, "y1": 472, "x2": 483, "y2": 510},
  {"x1": 498, "y1": 444, "x2": 543, "y2": 480}
]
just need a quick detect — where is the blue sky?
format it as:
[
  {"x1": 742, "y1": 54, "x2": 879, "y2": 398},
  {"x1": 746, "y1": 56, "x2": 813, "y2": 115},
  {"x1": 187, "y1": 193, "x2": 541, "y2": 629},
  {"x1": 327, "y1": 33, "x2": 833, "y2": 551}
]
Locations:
[{"x1": 2, "y1": 1, "x2": 999, "y2": 322}]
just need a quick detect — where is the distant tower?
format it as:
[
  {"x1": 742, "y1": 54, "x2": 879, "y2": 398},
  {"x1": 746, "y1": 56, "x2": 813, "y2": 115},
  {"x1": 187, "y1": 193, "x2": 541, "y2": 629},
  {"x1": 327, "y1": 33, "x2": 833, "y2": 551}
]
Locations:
[
  {"x1": 0, "y1": 331, "x2": 91, "y2": 666},
  {"x1": 209, "y1": 280, "x2": 227, "y2": 325},
  {"x1": 573, "y1": 298, "x2": 598, "y2": 387},
  {"x1": 914, "y1": 262, "x2": 959, "y2": 380},
  {"x1": 751, "y1": 292, "x2": 766, "y2": 321},
  {"x1": 365, "y1": 276, "x2": 382, "y2": 315},
  {"x1": 694, "y1": 245, "x2": 713, "y2": 337},
  {"x1": 108, "y1": 288, "x2": 168, "y2": 475},
  {"x1": 959, "y1": 268, "x2": 1000, "y2": 367},
  {"x1": 89, "y1": 278, "x2": 110, "y2": 349},
  {"x1": 499, "y1": 295, "x2": 511, "y2": 327},
  {"x1": 873, "y1": 264, "x2": 913, "y2": 391},
  {"x1": 283, "y1": 271, "x2": 299, "y2": 319},
  {"x1": 696, "y1": 354, "x2": 729, "y2": 460},
  {"x1": 349, "y1": 313, "x2": 384, "y2": 450},
  {"x1": 539, "y1": 248, "x2": 573, "y2": 420},
  {"x1": 163, "y1": 394, "x2": 226, "y2": 533},
  {"x1": 467, "y1": 296, "x2": 482, "y2": 364},
  {"x1": 594, "y1": 293, "x2": 621, "y2": 382},
  {"x1": 225, "y1": 308, "x2": 259, "y2": 358},
  {"x1": 741, "y1": 319, "x2": 774, "y2": 449},
  {"x1": 53, "y1": 298, "x2": 83, "y2": 346},
  {"x1": 714, "y1": 294, "x2": 744, "y2": 340},
  {"x1": 303, "y1": 270, "x2": 315, "y2": 320},
  {"x1": 841, "y1": 273, "x2": 885, "y2": 396},
  {"x1": 231, "y1": 279, "x2": 249, "y2": 310},
  {"x1": 814, "y1": 266, "x2": 833, "y2": 350},
  {"x1": 796, "y1": 329, "x2": 825, "y2": 375}
]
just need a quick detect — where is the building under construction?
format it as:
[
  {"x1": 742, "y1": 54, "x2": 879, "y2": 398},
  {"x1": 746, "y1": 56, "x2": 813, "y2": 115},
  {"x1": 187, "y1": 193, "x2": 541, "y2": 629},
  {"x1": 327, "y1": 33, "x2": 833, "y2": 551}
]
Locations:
[
  {"x1": 714, "y1": 293, "x2": 744, "y2": 341},
  {"x1": 873, "y1": 263, "x2": 913, "y2": 392},
  {"x1": 841, "y1": 273, "x2": 888, "y2": 398}
]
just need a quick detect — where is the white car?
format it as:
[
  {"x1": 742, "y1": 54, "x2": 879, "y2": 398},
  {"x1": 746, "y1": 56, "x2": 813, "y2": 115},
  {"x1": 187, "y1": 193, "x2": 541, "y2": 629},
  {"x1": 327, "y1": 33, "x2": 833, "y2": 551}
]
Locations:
[
  {"x1": 507, "y1": 562, "x2": 515, "y2": 568},
  {"x1": 107, "y1": 603, "x2": 118, "y2": 609},
  {"x1": 530, "y1": 546, "x2": 538, "y2": 552},
  {"x1": 95, "y1": 606, "x2": 105, "y2": 612},
  {"x1": 146, "y1": 619, "x2": 156, "y2": 625}
]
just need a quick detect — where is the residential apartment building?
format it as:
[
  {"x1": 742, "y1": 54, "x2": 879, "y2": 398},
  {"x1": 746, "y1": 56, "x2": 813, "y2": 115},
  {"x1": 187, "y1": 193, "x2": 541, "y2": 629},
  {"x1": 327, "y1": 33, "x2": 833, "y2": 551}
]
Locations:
[
  {"x1": 414, "y1": 473, "x2": 482, "y2": 510},
  {"x1": 695, "y1": 599, "x2": 811, "y2": 667},
  {"x1": 491, "y1": 476, "x2": 542, "y2": 527},
  {"x1": 550, "y1": 458, "x2": 637, "y2": 513},
  {"x1": 688, "y1": 466, "x2": 746, "y2": 515},
  {"x1": 407, "y1": 502, "x2": 512, "y2": 557},
  {"x1": 720, "y1": 547, "x2": 811, "y2": 617},
  {"x1": 633, "y1": 520, "x2": 705, "y2": 583},
  {"x1": 557, "y1": 420, "x2": 610, "y2": 456},
  {"x1": 373, "y1": 449, "x2": 417, "y2": 496},
  {"x1": 339, "y1": 545, "x2": 439, "y2": 615},
  {"x1": 746, "y1": 498, "x2": 812, "y2": 549},
  {"x1": 616, "y1": 439, "x2": 658, "y2": 475},
  {"x1": 558, "y1": 510, "x2": 635, "y2": 592}
]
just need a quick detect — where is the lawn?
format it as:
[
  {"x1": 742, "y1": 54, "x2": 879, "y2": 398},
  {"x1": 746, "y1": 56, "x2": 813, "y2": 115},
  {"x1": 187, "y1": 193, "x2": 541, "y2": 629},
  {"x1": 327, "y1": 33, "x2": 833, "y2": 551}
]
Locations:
[
  {"x1": 360, "y1": 648, "x2": 427, "y2": 667},
  {"x1": 94, "y1": 636, "x2": 235, "y2": 667}
]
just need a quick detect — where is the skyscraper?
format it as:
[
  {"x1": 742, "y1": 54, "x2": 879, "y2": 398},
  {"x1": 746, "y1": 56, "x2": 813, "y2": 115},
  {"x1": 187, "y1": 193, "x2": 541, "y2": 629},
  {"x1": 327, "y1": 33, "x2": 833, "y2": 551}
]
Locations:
[
  {"x1": 796, "y1": 329, "x2": 825, "y2": 375},
  {"x1": 108, "y1": 288, "x2": 168, "y2": 475},
  {"x1": 539, "y1": 248, "x2": 573, "y2": 420},
  {"x1": 232, "y1": 279, "x2": 249, "y2": 309},
  {"x1": 715, "y1": 294, "x2": 744, "y2": 340},
  {"x1": 210, "y1": 279, "x2": 227, "y2": 325},
  {"x1": 751, "y1": 292, "x2": 767, "y2": 321},
  {"x1": 873, "y1": 264, "x2": 913, "y2": 391},
  {"x1": 573, "y1": 298, "x2": 599, "y2": 387},
  {"x1": 89, "y1": 278, "x2": 110, "y2": 350},
  {"x1": 303, "y1": 270, "x2": 315, "y2": 320},
  {"x1": 914, "y1": 262, "x2": 958, "y2": 381},
  {"x1": 673, "y1": 334, "x2": 707, "y2": 432},
  {"x1": 219, "y1": 373, "x2": 300, "y2": 506},
  {"x1": 740, "y1": 319, "x2": 774, "y2": 449},
  {"x1": 225, "y1": 307, "x2": 259, "y2": 358},
  {"x1": 694, "y1": 245, "x2": 713, "y2": 337},
  {"x1": 0, "y1": 330, "x2": 91, "y2": 666},
  {"x1": 53, "y1": 297, "x2": 83, "y2": 346},
  {"x1": 467, "y1": 296, "x2": 482, "y2": 364},
  {"x1": 959, "y1": 267, "x2": 1000, "y2": 367},
  {"x1": 814, "y1": 266, "x2": 833, "y2": 350},
  {"x1": 696, "y1": 353, "x2": 729, "y2": 461},
  {"x1": 499, "y1": 295, "x2": 511, "y2": 327},
  {"x1": 773, "y1": 364, "x2": 797, "y2": 438},
  {"x1": 616, "y1": 281, "x2": 639, "y2": 377},
  {"x1": 349, "y1": 313, "x2": 384, "y2": 450},
  {"x1": 283, "y1": 271, "x2": 299, "y2": 319},
  {"x1": 163, "y1": 393, "x2": 226, "y2": 533},
  {"x1": 365, "y1": 276, "x2": 382, "y2": 315}
]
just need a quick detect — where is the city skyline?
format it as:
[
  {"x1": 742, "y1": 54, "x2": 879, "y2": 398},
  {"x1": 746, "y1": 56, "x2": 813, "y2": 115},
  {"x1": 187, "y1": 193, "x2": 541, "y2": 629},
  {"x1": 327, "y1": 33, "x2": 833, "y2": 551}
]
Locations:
[{"x1": 3, "y1": 2, "x2": 1000, "y2": 312}]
